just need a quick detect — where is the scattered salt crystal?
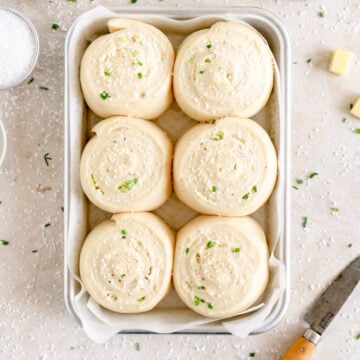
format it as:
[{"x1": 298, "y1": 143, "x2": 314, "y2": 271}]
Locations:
[{"x1": 0, "y1": 9, "x2": 37, "y2": 87}]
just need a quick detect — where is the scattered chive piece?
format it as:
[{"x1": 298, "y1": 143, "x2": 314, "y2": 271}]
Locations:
[
  {"x1": 198, "y1": 285, "x2": 205, "y2": 290},
  {"x1": 67, "y1": 0, "x2": 77, "y2": 2},
  {"x1": 211, "y1": 186, "x2": 217, "y2": 193},
  {"x1": 208, "y1": 303, "x2": 214, "y2": 310},
  {"x1": 252, "y1": 185, "x2": 257, "y2": 193},
  {"x1": 121, "y1": 274, "x2": 126, "y2": 278},
  {"x1": 350, "y1": 103, "x2": 354, "y2": 110},
  {"x1": 90, "y1": 174, "x2": 103, "y2": 193},
  {"x1": 1, "y1": 240, "x2": 9, "y2": 246},
  {"x1": 307, "y1": 58, "x2": 312, "y2": 63},
  {"x1": 137, "y1": 72, "x2": 143, "y2": 79},
  {"x1": 39, "y1": 86, "x2": 48, "y2": 90},
  {"x1": 135, "y1": 342, "x2": 140, "y2": 351},
  {"x1": 206, "y1": 44, "x2": 212, "y2": 49},
  {"x1": 148, "y1": 266, "x2": 153, "y2": 276},
  {"x1": 121, "y1": 229, "x2": 128, "y2": 238},
  {"x1": 356, "y1": 334, "x2": 360, "y2": 340},
  {"x1": 207, "y1": 241, "x2": 215, "y2": 248},
  {"x1": 210, "y1": 132, "x2": 223, "y2": 141},
  {"x1": 100, "y1": 91, "x2": 110, "y2": 100},
  {"x1": 242, "y1": 193, "x2": 249, "y2": 200},
  {"x1": 185, "y1": 247, "x2": 190, "y2": 254},
  {"x1": 292, "y1": 186, "x2": 299, "y2": 190},
  {"x1": 119, "y1": 178, "x2": 138, "y2": 193},
  {"x1": 61, "y1": 206, "x2": 64, "y2": 212},
  {"x1": 249, "y1": 353, "x2": 256, "y2": 358},
  {"x1": 309, "y1": 172, "x2": 318, "y2": 179},
  {"x1": 27, "y1": 77, "x2": 34, "y2": 84},
  {"x1": 348, "y1": 244, "x2": 353, "y2": 248},
  {"x1": 194, "y1": 296, "x2": 201, "y2": 306},
  {"x1": 205, "y1": 58, "x2": 211, "y2": 63},
  {"x1": 199, "y1": 70, "x2": 205, "y2": 74},
  {"x1": 318, "y1": 11, "x2": 325, "y2": 18},
  {"x1": 186, "y1": 281, "x2": 192, "y2": 289},
  {"x1": 44, "y1": 153, "x2": 52, "y2": 166},
  {"x1": 355, "y1": 129, "x2": 360, "y2": 134},
  {"x1": 302, "y1": 216, "x2": 308, "y2": 228},
  {"x1": 131, "y1": 0, "x2": 137, "y2": 3},
  {"x1": 32, "y1": 250, "x2": 38, "y2": 253},
  {"x1": 342, "y1": 117, "x2": 346, "y2": 123},
  {"x1": 111, "y1": 295, "x2": 118, "y2": 301},
  {"x1": 330, "y1": 207, "x2": 339, "y2": 212},
  {"x1": 104, "y1": 71, "x2": 111, "y2": 76},
  {"x1": 138, "y1": 61, "x2": 143, "y2": 66},
  {"x1": 44, "y1": 223, "x2": 51, "y2": 228},
  {"x1": 232, "y1": 248, "x2": 241, "y2": 253},
  {"x1": 51, "y1": 23, "x2": 59, "y2": 30},
  {"x1": 297, "y1": 179, "x2": 304, "y2": 184},
  {"x1": 138, "y1": 296, "x2": 145, "y2": 302}
]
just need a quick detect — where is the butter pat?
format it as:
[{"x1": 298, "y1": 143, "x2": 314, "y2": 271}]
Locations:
[
  {"x1": 350, "y1": 97, "x2": 360, "y2": 119},
  {"x1": 329, "y1": 50, "x2": 353, "y2": 76}
]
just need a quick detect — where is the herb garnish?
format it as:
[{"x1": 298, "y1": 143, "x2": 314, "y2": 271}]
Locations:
[
  {"x1": 185, "y1": 247, "x2": 190, "y2": 254},
  {"x1": 90, "y1": 174, "x2": 104, "y2": 194},
  {"x1": 348, "y1": 244, "x2": 353, "y2": 248},
  {"x1": 61, "y1": 206, "x2": 64, "y2": 212},
  {"x1": 249, "y1": 353, "x2": 256, "y2": 358},
  {"x1": 131, "y1": 0, "x2": 138, "y2": 3},
  {"x1": 206, "y1": 44, "x2": 212, "y2": 49},
  {"x1": 211, "y1": 186, "x2": 217, "y2": 193},
  {"x1": 194, "y1": 296, "x2": 201, "y2": 306},
  {"x1": 350, "y1": 103, "x2": 354, "y2": 110},
  {"x1": 205, "y1": 58, "x2": 211, "y2": 63},
  {"x1": 356, "y1": 333, "x2": 360, "y2": 340},
  {"x1": 330, "y1": 207, "x2": 339, "y2": 212},
  {"x1": 148, "y1": 267, "x2": 153, "y2": 276},
  {"x1": 67, "y1": 0, "x2": 78, "y2": 2},
  {"x1": 44, "y1": 153, "x2": 52, "y2": 166},
  {"x1": 121, "y1": 229, "x2": 127, "y2": 238},
  {"x1": 242, "y1": 193, "x2": 249, "y2": 200},
  {"x1": 104, "y1": 71, "x2": 111, "y2": 76},
  {"x1": 121, "y1": 274, "x2": 126, "y2": 278},
  {"x1": 44, "y1": 223, "x2": 51, "y2": 228},
  {"x1": 138, "y1": 61, "x2": 143, "y2": 66},
  {"x1": 232, "y1": 248, "x2": 241, "y2": 253},
  {"x1": 307, "y1": 58, "x2": 312, "y2": 64},
  {"x1": 199, "y1": 70, "x2": 205, "y2": 74},
  {"x1": 208, "y1": 303, "x2": 214, "y2": 309},
  {"x1": 119, "y1": 178, "x2": 138, "y2": 193},
  {"x1": 318, "y1": 11, "x2": 325, "y2": 18},
  {"x1": 32, "y1": 250, "x2": 38, "y2": 253},
  {"x1": 302, "y1": 217, "x2": 308, "y2": 228},
  {"x1": 100, "y1": 91, "x2": 110, "y2": 100},
  {"x1": 138, "y1": 296, "x2": 146, "y2": 302},
  {"x1": 309, "y1": 172, "x2": 318, "y2": 179},
  {"x1": 135, "y1": 342, "x2": 140, "y2": 351},
  {"x1": 27, "y1": 77, "x2": 34, "y2": 84},
  {"x1": 292, "y1": 186, "x2": 299, "y2": 190},
  {"x1": 355, "y1": 129, "x2": 360, "y2": 134},
  {"x1": 39, "y1": 86, "x2": 49, "y2": 90},
  {"x1": 252, "y1": 185, "x2": 257, "y2": 193},
  {"x1": 51, "y1": 23, "x2": 59, "y2": 30},
  {"x1": 111, "y1": 295, "x2": 118, "y2": 301},
  {"x1": 137, "y1": 72, "x2": 143, "y2": 79},
  {"x1": 210, "y1": 132, "x2": 223, "y2": 141},
  {"x1": 1, "y1": 240, "x2": 9, "y2": 246},
  {"x1": 207, "y1": 241, "x2": 215, "y2": 248},
  {"x1": 297, "y1": 179, "x2": 304, "y2": 184},
  {"x1": 198, "y1": 285, "x2": 205, "y2": 290}
]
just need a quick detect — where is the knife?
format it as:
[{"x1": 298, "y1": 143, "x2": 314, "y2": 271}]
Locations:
[{"x1": 282, "y1": 255, "x2": 360, "y2": 360}]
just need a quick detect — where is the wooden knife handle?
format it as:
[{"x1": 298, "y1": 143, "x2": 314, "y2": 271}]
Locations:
[{"x1": 282, "y1": 336, "x2": 316, "y2": 360}]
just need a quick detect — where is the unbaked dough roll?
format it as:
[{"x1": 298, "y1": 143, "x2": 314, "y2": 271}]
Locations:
[
  {"x1": 173, "y1": 215, "x2": 269, "y2": 318},
  {"x1": 174, "y1": 117, "x2": 277, "y2": 216},
  {"x1": 80, "y1": 212, "x2": 175, "y2": 313},
  {"x1": 80, "y1": 116, "x2": 172, "y2": 213},
  {"x1": 80, "y1": 18, "x2": 174, "y2": 119},
  {"x1": 173, "y1": 21, "x2": 274, "y2": 121}
]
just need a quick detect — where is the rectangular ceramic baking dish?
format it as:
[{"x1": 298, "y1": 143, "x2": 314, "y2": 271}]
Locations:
[{"x1": 64, "y1": 6, "x2": 291, "y2": 335}]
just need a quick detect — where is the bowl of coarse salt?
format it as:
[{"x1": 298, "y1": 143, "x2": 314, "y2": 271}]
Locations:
[{"x1": 0, "y1": 7, "x2": 39, "y2": 90}]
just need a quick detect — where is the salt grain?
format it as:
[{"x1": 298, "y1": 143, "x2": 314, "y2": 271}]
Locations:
[{"x1": 0, "y1": 9, "x2": 37, "y2": 87}]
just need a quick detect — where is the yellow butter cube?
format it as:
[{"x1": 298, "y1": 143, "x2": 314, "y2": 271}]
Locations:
[
  {"x1": 329, "y1": 50, "x2": 353, "y2": 76},
  {"x1": 350, "y1": 97, "x2": 360, "y2": 119}
]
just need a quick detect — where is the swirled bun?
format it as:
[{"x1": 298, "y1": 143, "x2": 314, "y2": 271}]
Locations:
[
  {"x1": 173, "y1": 21, "x2": 273, "y2": 121},
  {"x1": 173, "y1": 117, "x2": 277, "y2": 216},
  {"x1": 80, "y1": 116, "x2": 172, "y2": 213},
  {"x1": 80, "y1": 212, "x2": 175, "y2": 313},
  {"x1": 80, "y1": 18, "x2": 174, "y2": 119},
  {"x1": 173, "y1": 215, "x2": 269, "y2": 318}
]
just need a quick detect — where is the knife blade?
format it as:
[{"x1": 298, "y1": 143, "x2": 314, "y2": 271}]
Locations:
[{"x1": 282, "y1": 255, "x2": 360, "y2": 360}]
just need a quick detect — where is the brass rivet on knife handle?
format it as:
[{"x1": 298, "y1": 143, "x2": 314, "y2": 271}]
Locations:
[{"x1": 282, "y1": 336, "x2": 316, "y2": 360}]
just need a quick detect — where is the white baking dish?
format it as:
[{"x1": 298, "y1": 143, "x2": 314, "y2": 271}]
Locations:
[{"x1": 64, "y1": 6, "x2": 291, "y2": 339}]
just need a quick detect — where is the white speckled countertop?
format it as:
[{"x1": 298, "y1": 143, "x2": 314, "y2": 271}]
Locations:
[{"x1": 0, "y1": 0, "x2": 359, "y2": 359}]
